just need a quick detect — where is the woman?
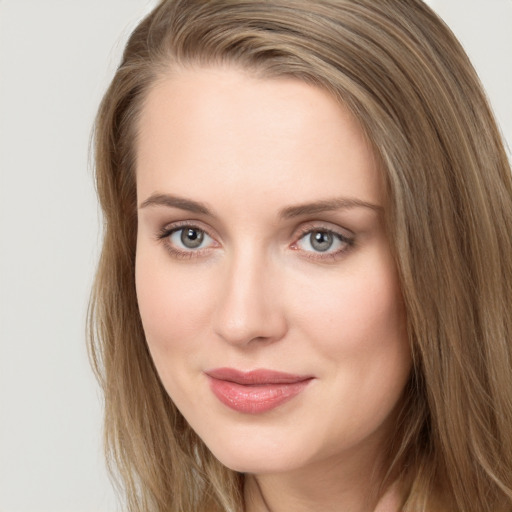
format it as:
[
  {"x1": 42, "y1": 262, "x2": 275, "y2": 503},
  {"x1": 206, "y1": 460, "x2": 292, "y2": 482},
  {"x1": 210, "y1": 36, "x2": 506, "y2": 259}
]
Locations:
[{"x1": 88, "y1": 1, "x2": 512, "y2": 511}]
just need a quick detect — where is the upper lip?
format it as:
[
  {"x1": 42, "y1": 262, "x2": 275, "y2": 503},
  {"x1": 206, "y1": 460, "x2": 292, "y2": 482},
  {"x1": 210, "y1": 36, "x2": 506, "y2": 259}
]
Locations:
[{"x1": 205, "y1": 367, "x2": 313, "y2": 385}]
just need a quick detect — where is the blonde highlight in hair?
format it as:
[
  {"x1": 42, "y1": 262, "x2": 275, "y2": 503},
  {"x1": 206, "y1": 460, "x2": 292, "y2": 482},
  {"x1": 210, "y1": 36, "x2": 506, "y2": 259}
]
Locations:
[{"x1": 88, "y1": 1, "x2": 512, "y2": 510}]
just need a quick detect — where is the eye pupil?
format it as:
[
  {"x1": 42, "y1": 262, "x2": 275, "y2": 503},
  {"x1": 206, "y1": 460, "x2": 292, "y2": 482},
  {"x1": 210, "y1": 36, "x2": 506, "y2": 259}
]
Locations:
[
  {"x1": 180, "y1": 228, "x2": 204, "y2": 248},
  {"x1": 311, "y1": 231, "x2": 333, "y2": 252}
]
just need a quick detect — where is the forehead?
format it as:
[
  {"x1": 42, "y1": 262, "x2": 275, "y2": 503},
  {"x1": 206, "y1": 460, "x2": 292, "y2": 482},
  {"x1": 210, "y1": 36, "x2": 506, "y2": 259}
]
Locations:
[{"x1": 136, "y1": 66, "x2": 382, "y2": 208}]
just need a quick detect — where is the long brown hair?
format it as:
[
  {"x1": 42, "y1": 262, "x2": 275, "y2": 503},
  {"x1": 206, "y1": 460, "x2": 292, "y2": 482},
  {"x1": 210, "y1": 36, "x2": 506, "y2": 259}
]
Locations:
[{"x1": 88, "y1": 1, "x2": 512, "y2": 510}]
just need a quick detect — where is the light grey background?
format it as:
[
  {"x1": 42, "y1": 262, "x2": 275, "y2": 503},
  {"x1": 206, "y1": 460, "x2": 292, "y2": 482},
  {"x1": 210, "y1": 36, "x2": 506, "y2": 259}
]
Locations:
[{"x1": 0, "y1": 1, "x2": 510, "y2": 511}]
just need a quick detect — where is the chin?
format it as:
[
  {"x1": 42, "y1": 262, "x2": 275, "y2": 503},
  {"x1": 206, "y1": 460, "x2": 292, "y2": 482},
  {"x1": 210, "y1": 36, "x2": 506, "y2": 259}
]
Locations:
[
  {"x1": 215, "y1": 451, "x2": 304, "y2": 475},
  {"x1": 202, "y1": 430, "x2": 310, "y2": 475}
]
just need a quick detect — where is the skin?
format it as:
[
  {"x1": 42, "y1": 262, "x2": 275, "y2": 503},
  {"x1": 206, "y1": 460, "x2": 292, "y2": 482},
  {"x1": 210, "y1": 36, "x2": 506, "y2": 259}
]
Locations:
[{"x1": 135, "y1": 66, "x2": 411, "y2": 512}]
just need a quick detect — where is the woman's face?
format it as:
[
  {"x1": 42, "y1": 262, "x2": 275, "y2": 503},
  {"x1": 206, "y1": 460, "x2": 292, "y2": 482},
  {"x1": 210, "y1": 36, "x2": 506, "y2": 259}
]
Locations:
[{"x1": 135, "y1": 66, "x2": 411, "y2": 474}]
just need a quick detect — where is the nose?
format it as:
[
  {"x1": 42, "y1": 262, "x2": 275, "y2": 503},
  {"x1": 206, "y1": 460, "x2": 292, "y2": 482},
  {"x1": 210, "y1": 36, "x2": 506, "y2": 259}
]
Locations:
[{"x1": 212, "y1": 250, "x2": 288, "y2": 347}]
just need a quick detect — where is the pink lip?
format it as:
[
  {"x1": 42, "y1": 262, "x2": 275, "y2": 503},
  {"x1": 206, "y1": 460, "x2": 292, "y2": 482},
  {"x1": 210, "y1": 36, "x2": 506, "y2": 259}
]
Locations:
[{"x1": 205, "y1": 368, "x2": 313, "y2": 414}]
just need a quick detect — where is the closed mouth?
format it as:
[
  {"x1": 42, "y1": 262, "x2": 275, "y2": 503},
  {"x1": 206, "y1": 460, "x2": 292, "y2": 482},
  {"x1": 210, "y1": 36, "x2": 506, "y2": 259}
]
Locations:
[{"x1": 205, "y1": 368, "x2": 314, "y2": 414}]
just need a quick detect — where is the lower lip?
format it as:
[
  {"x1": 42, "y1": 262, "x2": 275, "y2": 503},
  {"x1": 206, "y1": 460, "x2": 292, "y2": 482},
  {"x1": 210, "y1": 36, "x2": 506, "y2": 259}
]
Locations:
[{"x1": 207, "y1": 377, "x2": 312, "y2": 414}]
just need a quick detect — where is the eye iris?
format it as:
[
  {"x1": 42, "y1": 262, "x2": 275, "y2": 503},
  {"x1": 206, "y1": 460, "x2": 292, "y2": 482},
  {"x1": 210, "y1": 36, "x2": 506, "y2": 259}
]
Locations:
[
  {"x1": 310, "y1": 231, "x2": 334, "y2": 252},
  {"x1": 180, "y1": 228, "x2": 204, "y2": 248}
]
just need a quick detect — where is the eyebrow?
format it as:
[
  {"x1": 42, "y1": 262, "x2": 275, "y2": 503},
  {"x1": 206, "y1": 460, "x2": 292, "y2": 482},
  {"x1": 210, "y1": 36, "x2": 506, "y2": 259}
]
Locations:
[
  {"x1": 279, "y1": 198, "x2": 382, "y2": 218},
  {"x1": 139, "y1": 193, "x2": 211, "y2": 215}
]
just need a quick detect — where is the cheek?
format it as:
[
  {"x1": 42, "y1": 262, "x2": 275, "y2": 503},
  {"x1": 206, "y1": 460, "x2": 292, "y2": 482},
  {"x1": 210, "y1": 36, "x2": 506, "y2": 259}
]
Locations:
[
  {"x1": 135, "y1": 247, "x2": 215, "y2": 360},
  {"x1": 291, "y1": 249, "x2": 410, "y2": 387},
  {"x1": 291, "y1": 261, "x2": 411, "y2": 446}
]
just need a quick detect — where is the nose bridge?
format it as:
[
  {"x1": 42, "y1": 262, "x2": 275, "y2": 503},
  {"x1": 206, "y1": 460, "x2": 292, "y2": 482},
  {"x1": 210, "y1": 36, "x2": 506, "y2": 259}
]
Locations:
[{"x1": 213, "y1": 243, "x2": 286, "y2": 346}]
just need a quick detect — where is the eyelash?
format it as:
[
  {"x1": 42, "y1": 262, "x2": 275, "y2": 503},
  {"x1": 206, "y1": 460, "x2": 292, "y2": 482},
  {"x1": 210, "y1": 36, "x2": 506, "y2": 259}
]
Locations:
[
  {"x1": 156, "y1": 221, "x2": 216, "y2": 260},
  {"x1": 156, "y1": 222, "x2": 355, "y2": 261},
  {"x1": 291, "y1": 225, "x2": 355, "y2": 262}
]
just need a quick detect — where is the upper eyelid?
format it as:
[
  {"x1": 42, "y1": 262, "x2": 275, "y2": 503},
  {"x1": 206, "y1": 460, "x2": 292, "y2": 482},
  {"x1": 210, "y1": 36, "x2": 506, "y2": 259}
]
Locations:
[
  {"x1": 163, "y1": 219, "x2": 208, "y2": 230},
  {"x1": 293, "y1": 222, "x2": 354, "y2": 239},
  {"x1": 159, "y1": 220, "x2": 216, "y2": 238}
]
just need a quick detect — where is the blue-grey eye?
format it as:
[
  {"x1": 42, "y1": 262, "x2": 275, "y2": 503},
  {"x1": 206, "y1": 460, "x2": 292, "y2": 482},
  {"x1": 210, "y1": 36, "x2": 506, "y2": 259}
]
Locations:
[
  {"x1": 310, "y1": 231, "x2": 334, "y2": 252},
  {"x1": 297, "y1": 229, "x2": 349, "y2": 253},
  {"x1": 181, "y1": 228, "x2": 204, "y2": 248},
  {"x1": 169, "y1": 227, "x2": 212, "y2": 250}
]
